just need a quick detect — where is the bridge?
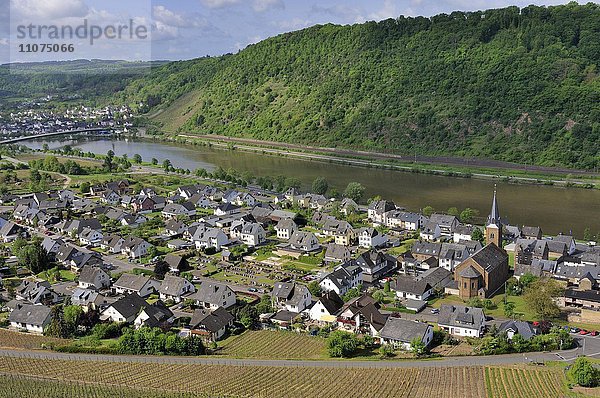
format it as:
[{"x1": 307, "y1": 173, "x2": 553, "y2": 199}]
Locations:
[{"x1": 0, "y1": 127, "x2": 115, "y2": 144}]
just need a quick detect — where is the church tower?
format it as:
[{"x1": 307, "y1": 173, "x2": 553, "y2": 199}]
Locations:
[{"x1": 486, "y1": 185, "x2": 502, "y2": 247}]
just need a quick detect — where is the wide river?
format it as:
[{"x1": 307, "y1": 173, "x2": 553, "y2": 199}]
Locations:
[{"x1": 25, "y1": 137, "x2": 599, "y2": 238}]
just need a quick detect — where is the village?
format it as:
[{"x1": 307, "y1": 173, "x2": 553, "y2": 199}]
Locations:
[
  {"x1": 0, "y1": 104, "x2": 134, "y2": 141},
  {"x1": 0, "y1": 165, "x2": 598, "y2": 359}
]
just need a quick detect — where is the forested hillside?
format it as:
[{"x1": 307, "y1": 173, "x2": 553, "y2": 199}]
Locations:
[
  {"x1": 127, "y1": 4, "x2": 598, "y2": 169},
  {"x1": 0, "y1": 60, "x2": 161, "y2": 102}
]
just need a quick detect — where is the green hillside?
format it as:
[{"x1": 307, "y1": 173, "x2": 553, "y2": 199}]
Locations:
[{"x1": 120, "y1": 3, "x2": 597, "y2": 170}]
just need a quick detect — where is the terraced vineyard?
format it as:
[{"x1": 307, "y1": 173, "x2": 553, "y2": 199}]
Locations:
[
  {"x1": 485, "y1": 366, "x2": 564, "y2": 398},
  {"x1": 0, "y1": 329, "x2": 71, "y2": 350},
  {"x1": 219, "y1": 331, "x2": 326, "y2": 359},
  {"x1": 0, "y1": 355, "x2": 489, "y2": 397}
]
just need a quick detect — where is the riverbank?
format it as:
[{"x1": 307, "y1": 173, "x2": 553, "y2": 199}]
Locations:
[{"x1": 167, "y1": 134, "x2": 599, "y2": 190}]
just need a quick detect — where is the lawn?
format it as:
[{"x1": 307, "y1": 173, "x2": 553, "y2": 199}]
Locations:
[
  {"x1": 36, "y1": 269, "x2": 76, "y2": 282},
  {"x1": 387, "y1": 238, "x2": 417, "y2": 256}
]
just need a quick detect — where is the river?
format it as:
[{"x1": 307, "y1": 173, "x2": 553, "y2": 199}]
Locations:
[{"x1": 24, "y1": 137, "x2": 600, "y2": 238}]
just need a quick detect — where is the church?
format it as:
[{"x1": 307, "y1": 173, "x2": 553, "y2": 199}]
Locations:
[{"x1": 454, "y1": 187, "x2": 510, "y2": 299}]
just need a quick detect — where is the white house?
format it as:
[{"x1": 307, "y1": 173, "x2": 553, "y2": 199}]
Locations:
[
  {"x1": 8, "y1": 304, "x2": 52, "y2": 334},
  {"x1": 308, "y1": 291, "x2": 344, "y2": 323},
  {"x1": 320, "y1": 263, "x2": 363, "y2": 297},
  {"x1": 193, "y1": 227, "x2": 229, "y2": 251},
  {"x1": 357, "y1": 227, "x2": 388, "y2": 248},
  {"x1": 438, "y1": 304, "x2": 486, "y2": 337},
  {"x1": 158, "y1": 275, "x2": 196, "y2": 303},
  {"x1": 453, "y1": 225, "x2": 475, "y2": 243},
  {"x1": 78, "y1": 266, "x2": 111, "y2": 290},
  {"x1": 79, "y1": 227, "x2": 104, "y2": 247},
  {"x1": 379, "y1": 317, "x2": 433, "y2": 350},
  {"x1": 113, "y1": 274, "x2": 158, "y2": 297},
  {"x1": 420, "y1": 222, "x2": 441, "y2": 241},
  {"x1": 272, "y1": 282, "x2": 312, "y2": 313},
  {"x1": 275, "y1": 218, "x2": 297, "y2": 240},
  {"x1": 121, "y1": 237, "x2": 152, "y2": 259},
  {"x1": 393, "y1": 276, "x2": 433, "y2": 301},
  {"x1": 289, "y1": 231, "x2": 320, "y2": 253},
  {"x1": 100, "y1": 293, "x2": 149, "y2": 323},
  {"x1": 240, "y1": 223, "x2": 266, "y2": 247},
  {"x1": 188, "y1": 282, "x2": 236, "y2": 310}
]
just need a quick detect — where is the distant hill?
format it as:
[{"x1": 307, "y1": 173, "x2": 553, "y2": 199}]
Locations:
[
  {"x1": 116, "y1": 3, "x2": 600, "y2": 170},
  {"x1": 0, "y1": 59, "x2": 166, "y2": 101}
]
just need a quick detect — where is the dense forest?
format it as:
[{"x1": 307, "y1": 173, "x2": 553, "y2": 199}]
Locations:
[{"x1": 116, "y1": 3, "x2": 600, "y2": 170}]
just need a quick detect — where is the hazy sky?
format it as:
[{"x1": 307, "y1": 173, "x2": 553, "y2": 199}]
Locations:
[{"x1": 0, "y1": 0, "x2": 594, "y2": 63}]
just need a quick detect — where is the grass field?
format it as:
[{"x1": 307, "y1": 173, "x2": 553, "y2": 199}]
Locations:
[
  {"x1": 0, "y1": 329, "x2": 72, "y2": 350},
  {"x1": 219, "y1": 331, "x2": 326, "y2": 359},
  {"x1": 0, "y1": 355, "x2": 491, "y2": 398}
]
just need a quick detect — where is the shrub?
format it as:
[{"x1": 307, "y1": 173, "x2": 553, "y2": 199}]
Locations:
[{"x1": 569, "y1": 357, "x2": 600, "y2": 387}]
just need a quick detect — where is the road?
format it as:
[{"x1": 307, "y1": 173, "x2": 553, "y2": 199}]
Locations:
[
  {"x1": 0, "y1": 336, "x2": 597, "y2": 368},
  {"x1": 0, "y1": 128, "x2": 114, "y2": 145}
]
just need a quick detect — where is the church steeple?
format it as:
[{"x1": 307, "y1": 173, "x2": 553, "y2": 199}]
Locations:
[
  {"x1": 486, "y1": 185, "x2": 502, "y2": 247},
  {"x1": 487, "y1": 185, "x2": 501, "y2": 227}
]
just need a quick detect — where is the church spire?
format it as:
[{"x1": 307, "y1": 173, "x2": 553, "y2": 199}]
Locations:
[{"x1": 487, "y1": 185, "x2": 500, "y2": 226}]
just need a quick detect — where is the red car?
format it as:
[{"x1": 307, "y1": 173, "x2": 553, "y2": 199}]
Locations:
[
  {"x1": 580, "y1": 330, "x2": 590, "y2": 335},
  {"x1": 590, "y1": 331, "x2": 599, "y2": 337}
]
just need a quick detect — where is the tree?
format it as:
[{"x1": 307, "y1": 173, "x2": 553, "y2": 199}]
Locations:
[
  {"x1": 422, "y1": 206, "x2": 435, "y2": 217},
  {"x1": 162, "y1": 159, "x2": 172, "y2": 172},
  {"x1": 372, "y1": 289, "x2": 386, "y2": 304},
  {"x1": 308, "y1": 281, "x2": 322, "y2": 297},
  {"x1": 327, "y1": 330, "x2": 359, "y2": 358},
  {"x1": 410, "y1": 338, "x2": 427, "y2": 357},
  {"x1": 79, "y1": 181, "x2": 90, "y2": 194},
  {"x1": 569, "y1": 357, "x2": 599, "y2": 387},
  {"x1": 14, "y1": 239, "x2": 51, "y2": 274},
  {"x1": 383, "y1": 280, "x2": 390, "y2": 293},
  {"x1": 520, "y1": 273, "x2": 538, "y2": 289},
  {"x1": 312, "y1": 177, "x2": 329, "y2": 195},
  {"x1": 255, "y1": 294, "x2": 274, "y2": 314},
  {"x1": 503, "y1": 301, "x2": 515, "y2": 318},
  {"x1": 524, "y1": 278, "x2": 563, "y2": 320},
  {"x1": 460, "y1": 208, "x2": 480, "y2": 223},
  {"x1": 151, "y1": 158, "x2": 158, "y2": 165},
  {"x1": 472, "y1": 227, "x2": 484, "y2": 243},
  {"x1": 583, "y1": 227, "x2": 593, "y2": 242},
  {"x1": 154, "y1": 261, "x2": 169, "y2": 280},
  {"x1": 343, "y1": 182, "x2": 365, "y2": 203},
  {"x1": 342, "y1": 285, "x2": 362, "y2": 302},
  {"x1": 133, "y1": 154, "x2": 143, "y2": 164},
  {"x1": 447, "y1": 207, "x2": 459, "y2": 217}
]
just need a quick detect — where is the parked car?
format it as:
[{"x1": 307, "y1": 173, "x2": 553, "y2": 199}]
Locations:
[
  {"x1": 580, "y1": 330, "x2": 589, "y2": 335},
  {"x1": 570, "y1": 327, "x2": 581, "y2": 333},
  {"x1": 248, "y1": 287, "x2": 258, "y2": 293},
  {"x1": 590, "y1": 331, "x2": 598, "y2": 336},
  {"x1": 430, "y1": 308, "x2": 439, "y2": 314}
]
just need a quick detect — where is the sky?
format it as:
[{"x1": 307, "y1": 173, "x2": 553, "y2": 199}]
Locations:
[{"x1": 0, "y1": 0, "x2": 595, "y2": 64}]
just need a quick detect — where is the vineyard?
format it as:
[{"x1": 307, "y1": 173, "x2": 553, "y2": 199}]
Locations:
[
  {"x1": 219, "y1": 331, "x2": 326, "y2": 359},
  {"x1": 0, "y1": 329, "x2": 71, "y2": 350},
  {"x1": 485, "y1": 366, "x2": 565, "y2": 398},
  {"x1": 0, "y1": 374, "x2": 226, "y2": 398},
  {"x1": 0, "y1": 355, "x2": 490, "y2": 397}
]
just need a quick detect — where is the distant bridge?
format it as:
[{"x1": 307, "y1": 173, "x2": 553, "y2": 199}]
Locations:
[{"x1": 0, "y1": 127, "x2": 115, "y2": 144}]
